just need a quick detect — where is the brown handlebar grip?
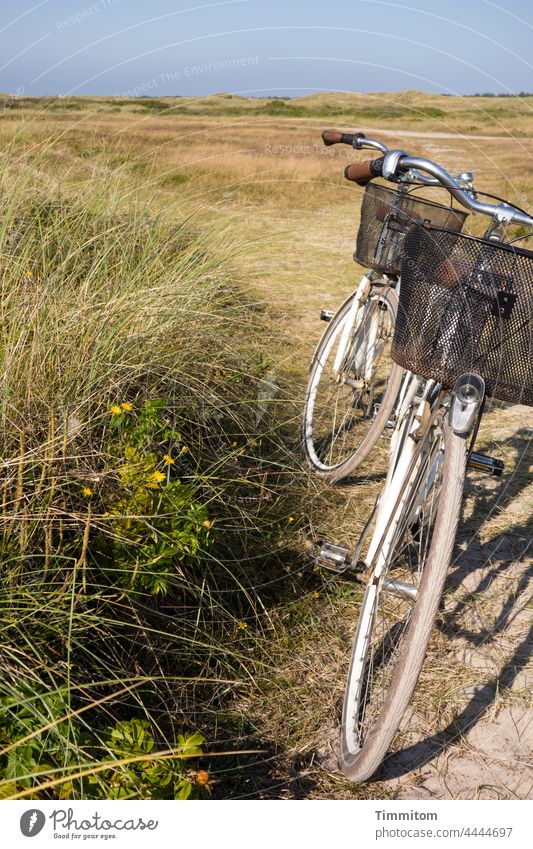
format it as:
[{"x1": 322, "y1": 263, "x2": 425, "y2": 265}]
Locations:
[
  {"x1": 344, "y1": 160, "x2": 376, "y2": 187},
  {"x1": 322, "y1": 130, "x2": 344, "y2": 146},
  {"x1": 322, "y1": 129, "x2": 365, "y2": 146}
]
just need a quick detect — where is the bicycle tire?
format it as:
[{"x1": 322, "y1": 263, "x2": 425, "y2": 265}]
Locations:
[
  {"x1": 302, "y1": 285, "x2": 401, "y2": 482},
  {"x1": 340, "y1": 419, "x2": 467, "y2": 781}
]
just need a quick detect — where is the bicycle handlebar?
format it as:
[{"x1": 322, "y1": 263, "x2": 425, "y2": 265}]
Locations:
[
  {"x1": 322, "y1": 129, "x2": 365, "y2": 147},
  {"x1": 396, "y1": 153, "x2": 533, "y2": 227},
  {"x1": 322, "y1": 129, "x2": 388, "y2": 154},
  {"x1": 323, "y1": 129, "x2": 448, "y2": 185},
  {"x1": 323, "y1": 128, "x2": 533, "y2": 228},
  {"x1": 344, "y1": 159, "x2": 384, "y2": 186}
]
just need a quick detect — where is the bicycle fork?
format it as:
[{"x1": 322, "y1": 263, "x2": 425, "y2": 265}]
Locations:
[
  {"x1": 331, "y1": 273, "x2": 373, "y2": 378},
  {"x1": 362, "y1": 380, "x2": 443, "y2": 594}
]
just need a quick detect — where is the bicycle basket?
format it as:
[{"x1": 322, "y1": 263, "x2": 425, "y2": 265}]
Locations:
[
  {"x1": 355, "y1": 183, "x2": 468, "y2": 277},
  {"x1": 391, "y1": 225, "x2": 533, "y2": 406}
]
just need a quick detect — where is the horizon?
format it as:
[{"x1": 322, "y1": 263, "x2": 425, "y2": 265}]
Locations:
[{"x1": 5, "y1": 89, "x2": 533, "y2": 99}]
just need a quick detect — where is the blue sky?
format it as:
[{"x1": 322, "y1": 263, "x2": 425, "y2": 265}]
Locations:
[{"x1": 1, "y1": 0, "x2": 532, "y2": 97}]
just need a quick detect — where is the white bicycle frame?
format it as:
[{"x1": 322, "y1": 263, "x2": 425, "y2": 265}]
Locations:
[
  {"x1": 363, "y1": 371, "x2": 445, "y2": 589},
  {"x1": 332, "y1": 272, "x2": 393, "y2": 386},
  {"x1": 345, "y1": 371, "x2": 446, "y2": 741},
  {"x1": 332, "y1": 273, "x2": 372, "y2": 375}
]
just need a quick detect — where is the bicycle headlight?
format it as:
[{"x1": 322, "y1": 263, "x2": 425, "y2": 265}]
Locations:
[{"x1": 450, "y1": 372, "x2": 485, "y2": 435}]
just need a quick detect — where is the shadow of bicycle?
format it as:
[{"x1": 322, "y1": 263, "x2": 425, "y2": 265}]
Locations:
[{"x1": 375, "y1": 424, "x2": 532, "y2": 782}]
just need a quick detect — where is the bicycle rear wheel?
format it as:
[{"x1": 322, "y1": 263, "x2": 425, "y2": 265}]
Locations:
[
  {"x1": 302, "y1": 285, "x2": 401, "y2": 482},
  {"x1": 340, "y1": 418, "x2": 467, "y2": 782}
]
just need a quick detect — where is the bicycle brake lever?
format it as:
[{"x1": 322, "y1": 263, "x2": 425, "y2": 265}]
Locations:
[
  {"x1": 381, "y1": 150, "x2": 408, "y2": 181},
  {"x1": 351, "y1": 132, "x2": 367, "y2": 150}
]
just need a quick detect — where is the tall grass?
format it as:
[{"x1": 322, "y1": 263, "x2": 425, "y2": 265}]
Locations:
[{"x1": 0, "y1": 150, "x2": 301, "y2": 799}]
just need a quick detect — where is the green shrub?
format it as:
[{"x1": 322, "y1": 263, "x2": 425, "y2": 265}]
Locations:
[
  {"x1": 96, "y1": 399, "x2": 211, "y2": 597},
  {"x1": 0, "y1": 688, "x2": 208, "y2": 800}
]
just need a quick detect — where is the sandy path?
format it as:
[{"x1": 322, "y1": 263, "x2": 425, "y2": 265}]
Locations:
[
  {"x1": 341, "y1": 126, "x2": 533, "y2": 142},
  {"x1": 372, "y1": 399, "x2": 532, "y2": 799}
]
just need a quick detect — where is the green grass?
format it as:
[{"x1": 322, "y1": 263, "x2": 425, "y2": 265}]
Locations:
[{"x1": 0, "y1": 146, "x2": 311, "y2": 799}]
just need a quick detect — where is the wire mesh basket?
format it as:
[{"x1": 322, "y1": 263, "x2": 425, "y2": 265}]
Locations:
[
  {"x1": 355, "y1": 183, "x2": 468, "y2": 276},
  {"x1": 391, "y1": 225, "x2": 533, "y2": 406}
]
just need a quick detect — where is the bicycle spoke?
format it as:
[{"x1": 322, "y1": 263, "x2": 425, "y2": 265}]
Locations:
[{"x1": 306, "y1": 295, "x2": 395, "y2": 471}]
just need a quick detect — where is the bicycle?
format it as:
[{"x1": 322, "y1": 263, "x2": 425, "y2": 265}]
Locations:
[
  {"x1": 313, "y1": 135, "x2": 533, "y2": 781},
  {"x1": 301, "y1": 130, "x2": 469, "y2": 482}
]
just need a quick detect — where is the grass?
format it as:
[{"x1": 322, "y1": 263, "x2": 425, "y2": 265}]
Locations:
[
  {"x1": 0, "y1": 91, "x2": 531, "y2": 799},
  {"x1": 5, "y1": 90, "x2": 533, "y2": 134},
  {"x1": 0, "y1": 144, "x2": 312, "y2": 799}
]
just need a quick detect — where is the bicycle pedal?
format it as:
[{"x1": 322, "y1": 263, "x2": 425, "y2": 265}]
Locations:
[
  {"x1": 468, "y1": 451, "x2": 504, "y2": 477},
  {"x1": 320, "y1": 309, "x2": 335, "y2": 322},
  {"x1": 314, "y1": 541, "x2": 351, "y2": 573}
]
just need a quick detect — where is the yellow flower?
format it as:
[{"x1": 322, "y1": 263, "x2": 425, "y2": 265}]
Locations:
[
  {"x1": 231, "y1": 441, "x2": 237, "y2": 448},
  {"x1": 163, "y1": 454, "x2": 175, "y2": 465},
  {"x1": 237, "y1": 620, "x2": 248, "y2": 630},
  {"x1": 313, "y1": 591, "x2": 320, "y2": 599},
  {"x1": 202, "y1": 520, "x2": 212, "y2": 529},
  {"x1": 146, "y1": 470, "x2": 166, "y2": 488},
  {"x1": 82, "y1": 487, "x2": 93, "y2": 497},
  {"x1": 180, "y1": 445, "x2": 189, "y2": 455},
  {"x1": 288, "y1": 516, "x2": 295, "y2": 524},
  {"x1": 121, "y1": 402, "x2": 133, "y2": 412},
  {"x1": 110, "y1": 405, "x2": 122, "y2": 415}
]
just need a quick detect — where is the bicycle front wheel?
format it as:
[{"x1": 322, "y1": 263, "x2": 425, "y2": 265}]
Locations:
[
  {"x1": 340, "y1": 418, "x2": 467, "y2": 782},
  {"x1": 302, "y1": 285, "x2": 401, "y2": 482}
]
